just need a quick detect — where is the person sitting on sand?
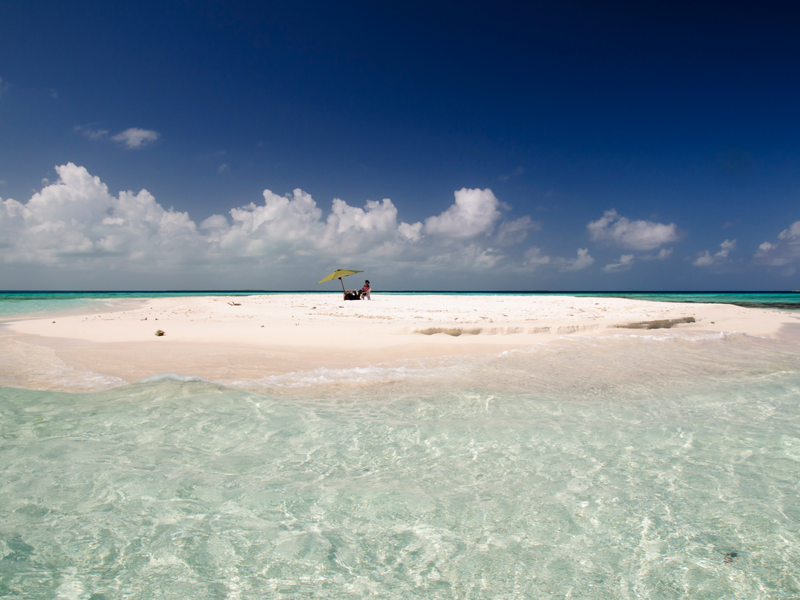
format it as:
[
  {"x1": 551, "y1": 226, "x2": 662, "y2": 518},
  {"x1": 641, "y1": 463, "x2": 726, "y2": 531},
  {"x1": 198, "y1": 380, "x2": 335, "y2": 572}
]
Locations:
[{"x1": 361, "y1": 280, "x2": 371, "y2": 300}]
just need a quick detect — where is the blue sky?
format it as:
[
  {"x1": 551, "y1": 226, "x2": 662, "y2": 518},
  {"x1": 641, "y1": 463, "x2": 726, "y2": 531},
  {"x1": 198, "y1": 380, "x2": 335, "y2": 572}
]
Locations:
[{"x1": 1, "y1": 0, "x2": 799, "y2": 290}]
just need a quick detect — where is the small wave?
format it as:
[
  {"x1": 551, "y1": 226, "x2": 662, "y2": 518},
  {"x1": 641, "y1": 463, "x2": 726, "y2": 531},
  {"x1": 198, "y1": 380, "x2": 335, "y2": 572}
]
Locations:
[
  {"x1": 562, "y1": 330, "x2": 733, "y2": 344},
  {"x1": 230, "y1": 359, "x2": 476, "y2": 393},
  {"x1": 0, "y1": 338, "x2": 127, "y2": 392}
]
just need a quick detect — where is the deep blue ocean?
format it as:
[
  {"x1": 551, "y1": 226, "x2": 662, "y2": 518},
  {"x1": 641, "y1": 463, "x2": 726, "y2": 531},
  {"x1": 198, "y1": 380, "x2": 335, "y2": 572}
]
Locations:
[{"x1": 2, "y1": 292, "x2": 800, "y2": 598}]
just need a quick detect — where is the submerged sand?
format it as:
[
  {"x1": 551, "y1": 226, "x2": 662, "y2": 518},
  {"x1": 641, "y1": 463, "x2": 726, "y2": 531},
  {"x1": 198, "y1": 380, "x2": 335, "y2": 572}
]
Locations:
[{"x1": 2, "y1": 294, "x2": 799, "y2": 390}]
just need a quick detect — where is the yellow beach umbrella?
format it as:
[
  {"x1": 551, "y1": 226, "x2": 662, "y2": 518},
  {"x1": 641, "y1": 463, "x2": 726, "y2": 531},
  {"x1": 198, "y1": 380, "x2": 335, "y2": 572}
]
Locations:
[{"x1": 317, "y1": 268, "x2": 364, "y2": 295}]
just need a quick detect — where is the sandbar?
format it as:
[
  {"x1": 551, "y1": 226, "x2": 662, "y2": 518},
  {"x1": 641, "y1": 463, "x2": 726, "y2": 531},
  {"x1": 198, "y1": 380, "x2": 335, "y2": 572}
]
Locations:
[{"x1": 2, "y1": 294, "x2": 799, "y2": 389}]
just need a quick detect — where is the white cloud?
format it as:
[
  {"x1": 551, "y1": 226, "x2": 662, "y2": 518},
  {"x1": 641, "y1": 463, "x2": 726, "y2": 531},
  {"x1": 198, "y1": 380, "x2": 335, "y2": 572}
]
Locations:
[
  {"x1": 418, "y1": 243, "x2": 507, "y2": 271},
  {"x1": 603, "y1": 254, "x2": 635, "y2": 272},
  {"x1": 398, "y1": 221, "x2": 423, "y2": 242},
  {"x1": 692, "y1": 251, "x2": 714, "y2": 267},
  {"x1": 218, "y1": 163, "x2": 229, "y2": 174},
  {"x1": 320, "y1": 197, "x2": 405, "y2": 256},
  {"x1": 524, "y1": 246, "x2": 551, "y2": 267},
  {"x1": 112, "y1": 128, "x2": 160, "y2": 149},
  {"x1": 0, "y1": 163, "x2": 200, "y2": 267},
  {"x1": 587, "y1": 210, "x2": 679, "y2": 250},
  {"x1": 74, "y1": 125, "x2": 109, "y2": 141},
  {"x1": 718, "y1": 239, "x2": 736, "y2": 256},
  {"x1": 424, "y1": 188, "x2": 504, "y2": 239},
  {"x1": 692, "y1": 239, "x2": 736, "y2": 267},
  {"x1": 497, "y1": 216, "x2": 540, "y2": 245},
  {"x1": 0, "y1": 165, "x2": 543, "y2": 281},
  {"x1": 0, "y1": 77, "x2": 9, "y2": 98},
  {"x1": 640, "y1": 247, "x2": 673, "y2": 261},
  {"x1": 474, "y1": 247, "x2": 505, "y2": 269},
  {"x1": 77, "y1": 125, "x2": 159, "y2": 148},
  {"x1": 557, "y1": 248, "x2": 594, "y2": 271},
  {"x1": 779, "y1": 222, "x2": 800, "y2": 240},
  {"x1": 755, "y1": 220, "x2": 800, "y2": 267},
  {"x1": 207, "y1": 188, "x2": 325, "y2": 258}
]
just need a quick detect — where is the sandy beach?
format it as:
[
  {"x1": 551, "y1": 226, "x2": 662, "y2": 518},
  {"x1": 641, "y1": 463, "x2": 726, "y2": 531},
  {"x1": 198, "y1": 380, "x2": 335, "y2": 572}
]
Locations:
[{"x1": 2, "y1": 293, "x2": 799, "y2": 389}]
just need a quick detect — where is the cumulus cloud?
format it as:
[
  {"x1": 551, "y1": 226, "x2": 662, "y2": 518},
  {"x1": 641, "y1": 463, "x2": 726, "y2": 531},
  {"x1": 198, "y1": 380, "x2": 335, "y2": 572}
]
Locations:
[
  {"x1": 718, "y1": 239, "x2": 736, "y2": 256},
  {"x1": 692, "y1": 239, "x2": 736, "y2": 267},
  {"x1": 640, "y1": 248, "x2": 673, "y2": 261},
  {"x1": 781, "y1": 223, "x2": 800, "y2": 239},
  {"x1": 587, "y1": 210, "x2": 679, "y2": 251},
  {"x1": 398, "y1": 221, "x2": 423, "y2": 242},
  {"x1": 0, "y1": 163, "x2": 200, "y2": 267},
  {"x1": 0, "y1": 165, "x2": 544, "y2": 279},
  {"x1": 755, "y1": 220, "x2": 800, "y2": 267},
  {"x1": 692, "y1": 252, "x2": 714, "y2": 267},
  {"x1": 524, "y1": 246, "x2": 551, "y2": 268},
  {"x1": 603, "y1": 254, "x2": 635, "y2": 273},
  {"x1": 424, "y1": 188, "x2": 504, "y2": 239},
  {"x1": 112, "y1": 128, "x2": 160, "y2": 149},
  {"x1": 556, "y1": 248, "x2": 594, "y2": 271}
]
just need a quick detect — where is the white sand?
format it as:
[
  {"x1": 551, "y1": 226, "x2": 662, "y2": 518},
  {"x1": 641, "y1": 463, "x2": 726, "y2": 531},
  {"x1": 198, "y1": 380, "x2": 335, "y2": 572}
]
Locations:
[{"x1": 3, "y1": 294, "x2": 799, "y2": 387}]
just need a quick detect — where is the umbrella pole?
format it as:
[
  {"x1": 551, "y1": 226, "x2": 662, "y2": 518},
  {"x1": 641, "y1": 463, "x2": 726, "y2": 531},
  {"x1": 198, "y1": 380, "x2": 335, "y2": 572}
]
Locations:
[{"x1": 339, "y1": 277, "x2": 345, "y2": 299}]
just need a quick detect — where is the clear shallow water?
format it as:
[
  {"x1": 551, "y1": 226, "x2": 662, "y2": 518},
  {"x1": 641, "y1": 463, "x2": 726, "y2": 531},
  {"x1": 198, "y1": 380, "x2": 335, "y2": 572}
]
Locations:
[
  {"x1": 0, "y1": 295, "x2": 120, "y2": 321},
  {"x1": 0, "y1": 292, "x2": 257, "y2": 321},
  {"x1": 2, "y1": 334, "x2": 800, "y2": 599}
]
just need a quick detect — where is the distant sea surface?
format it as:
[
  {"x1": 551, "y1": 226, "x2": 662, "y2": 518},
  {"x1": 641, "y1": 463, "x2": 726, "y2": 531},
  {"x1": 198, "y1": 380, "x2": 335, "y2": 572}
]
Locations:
[{"x1": 2, "y1": 291, "x2": 800, "y2": 598}]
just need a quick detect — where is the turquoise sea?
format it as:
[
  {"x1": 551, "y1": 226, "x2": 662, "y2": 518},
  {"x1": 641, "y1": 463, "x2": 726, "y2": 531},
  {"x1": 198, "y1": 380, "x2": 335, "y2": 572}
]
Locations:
[{"x1": 2, "y1": 292, "x2": 800, "y2": 598}]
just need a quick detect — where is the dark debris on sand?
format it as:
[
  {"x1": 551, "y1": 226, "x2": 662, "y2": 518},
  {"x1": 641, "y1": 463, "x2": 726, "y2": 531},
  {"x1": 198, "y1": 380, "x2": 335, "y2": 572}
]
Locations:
[{"x1": 617, "y1": 317, "x2": 696, "y2": 330}]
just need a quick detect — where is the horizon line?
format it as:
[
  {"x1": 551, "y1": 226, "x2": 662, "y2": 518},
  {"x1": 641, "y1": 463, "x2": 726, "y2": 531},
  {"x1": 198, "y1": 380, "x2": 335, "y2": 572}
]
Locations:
[{"x1": 1, "y1": 290, "x2": 799, "y2": 295}]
